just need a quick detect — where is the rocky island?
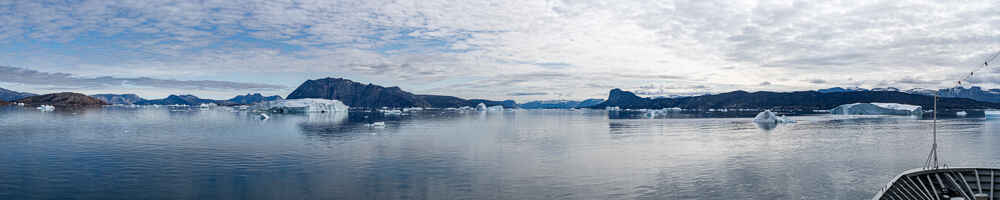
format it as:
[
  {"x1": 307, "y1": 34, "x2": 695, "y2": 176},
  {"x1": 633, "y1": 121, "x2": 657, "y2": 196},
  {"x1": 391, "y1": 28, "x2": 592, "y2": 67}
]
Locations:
[
  {"x1": 15, "y1": 92, "x2": 108, "y2": 107},
  {"x1": 287, "y1": 78, "x2": 517, "y2": 108}
]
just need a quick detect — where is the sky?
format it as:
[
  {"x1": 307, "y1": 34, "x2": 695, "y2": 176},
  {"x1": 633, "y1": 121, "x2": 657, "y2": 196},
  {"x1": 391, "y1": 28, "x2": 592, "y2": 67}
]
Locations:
[{"x1": 0, "y1": 0, "x2": 997, "y2": 101}]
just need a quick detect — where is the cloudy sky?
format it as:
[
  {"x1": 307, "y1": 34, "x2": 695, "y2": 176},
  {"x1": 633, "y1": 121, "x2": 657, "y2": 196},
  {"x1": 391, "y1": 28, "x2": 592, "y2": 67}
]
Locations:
[{"x1": 0, "y1": 0, "x2": 997, "y2": 101}]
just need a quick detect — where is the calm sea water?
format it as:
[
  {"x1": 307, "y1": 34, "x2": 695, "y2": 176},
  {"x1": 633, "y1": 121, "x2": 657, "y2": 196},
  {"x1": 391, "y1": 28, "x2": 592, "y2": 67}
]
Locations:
[{"x1": 1, "y1": 107, "x2": 999, "y2": 200}]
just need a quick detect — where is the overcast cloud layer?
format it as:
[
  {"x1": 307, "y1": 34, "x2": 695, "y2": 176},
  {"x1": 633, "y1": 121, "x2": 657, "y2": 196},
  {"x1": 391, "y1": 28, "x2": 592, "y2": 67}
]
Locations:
[{"x1": 0, "y1": 0, "x2": 997, "y2": 100}]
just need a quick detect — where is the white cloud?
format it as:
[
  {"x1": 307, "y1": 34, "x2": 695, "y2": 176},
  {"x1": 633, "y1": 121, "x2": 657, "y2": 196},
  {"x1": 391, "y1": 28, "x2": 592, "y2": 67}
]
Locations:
[{"x1": 0, "y1": 0, "x2": 997, "y2": 101}]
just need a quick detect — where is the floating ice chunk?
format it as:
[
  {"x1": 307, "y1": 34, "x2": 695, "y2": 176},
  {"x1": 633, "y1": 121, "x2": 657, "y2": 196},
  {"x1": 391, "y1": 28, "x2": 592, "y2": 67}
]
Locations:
[
  {"x1": 381, "y1": 109, "x2": 403, "y2": 115},
  {"x1": 487, "y1": 105, "x2": 503, "y2": 111},
  {"x1": 254, "y1": 98, "x2": 349, "y2": 113},
  {"x1": 830, "y1": 103, "x2": 923, "y2": 116},
  {"x1": 606, "y1": 106, "x2": 621, "y2": 111},
  {"x1": 16, "y1": 103, "x2": 25, "y2": 107},
  {"x1": 402, "y1": 107, "x2": 424, "y2": 112},
  {"x1": 753, "y1": 110, "x2": 794, "y2": 123},
  {"x1": 475, "y1": 103, "x2": 488, "y2": 111},
  {"x1": 36, "y1": 105, "x2": 55, "y2": 112},
  {"x1": 956, "y1": 111, "x2": 968, "y2": 116},
  {"x1": 986, "y1": 110, "x2": 1000, "y2": 119},
  {"x1": 198, "y1": 103, "x2": 214, "y2": 111},
  {"x1": 366, "y1": 121, "x2": 386, "y2": 128},
  {"x1": 258, "y1": 113, "x2": 270, "y2": 120}
]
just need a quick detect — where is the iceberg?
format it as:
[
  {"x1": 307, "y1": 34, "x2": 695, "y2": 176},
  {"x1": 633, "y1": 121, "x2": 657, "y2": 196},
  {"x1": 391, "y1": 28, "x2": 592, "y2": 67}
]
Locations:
[
  {"x1": 830, "y1": 103, "x2": 923, "y2": 116},
  {"x1": 254, "y1": 98, "x2": 349, "y2": 113},
  {"x1": 753, "y1": 110, "x2": 794, "y2": 123},
  {"x1": 487, "y1": 105, "x2": 503, "y2": 111},
  {"x1": 36, "y1": 105, "x2": 55, "y2": 112},
  {"x1": 606, "y1": 106, "x2": 622, "y2": 111},
  {"x1": 475, "y1": 103, "x2": 488, "y2": 111}
]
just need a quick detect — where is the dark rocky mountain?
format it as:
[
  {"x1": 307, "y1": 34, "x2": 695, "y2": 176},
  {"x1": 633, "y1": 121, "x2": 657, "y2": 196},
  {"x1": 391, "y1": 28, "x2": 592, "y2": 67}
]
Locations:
[
  {"x1": 15, "y1": 92, "x2": 108, "y2": 106},
  {"x1": 922, "y1": 86, "x2": 1000, "y2": 103},
  {"x1": 286, "y1": 77, "x2": 517, "y2": 108},
  {"x1": 577, "y1": 99, "x2": 605, "y2": 107},
  {"x1": 816, "y1": 87, "x2": 869, "y2": 93},
  {"x1": 226, "y1": 93, "x2": 282, "y2": 105},
  {"x1": 591, "y1": 88, "x2": 1000, "y2": 110},
  {"x1": 519, "y1": 99, "x2": 605, "y2": 109},
  {"x1": 90, "y1": 94, "x2": 146, "y2": 105},
  {"x1": 136, "y1": 95, "x2": 222, "y2": 106},
  {"x1": 0, "y1": 87, "x2": 37, "y2": 101}
]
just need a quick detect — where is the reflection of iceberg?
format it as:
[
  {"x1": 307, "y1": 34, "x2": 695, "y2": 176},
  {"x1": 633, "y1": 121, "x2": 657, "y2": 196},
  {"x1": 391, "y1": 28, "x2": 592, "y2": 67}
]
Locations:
[
  {"x1": 254, "y1": 99, "x2": 349, "y2": 113},
  {"x1": 753, "y1": 110, "x2": 794, "y2": 123},
  {"x1": 830, "y1": 103, "x2": 923, "y2": 116}
]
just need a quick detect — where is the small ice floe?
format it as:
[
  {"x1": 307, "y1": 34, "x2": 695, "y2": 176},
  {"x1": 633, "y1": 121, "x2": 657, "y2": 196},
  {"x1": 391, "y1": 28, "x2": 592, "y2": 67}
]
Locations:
[
  {"x1": 36, "y1": 105, "x2": 55, "y2": 112},
  {"x1": 986, "y1": 110, "x2": 1000, "y2": 119},
  {"x1": 381, "y1": 109, "x2": 403, "y2": 115},
  {"x1": 956, "y1": 111, "x2": 968, "y2": 117},
  {"x1": 753, "y1": 110, "x2": 795, "y2": 123},
  {"x1": 402, "y1": 107, "x2": 424, "y2": 112},
  {"x1": 16, "y1": 102, "x2": 25, "y2": 107},
  {"x1": 606, "y1": 106, "x2": 622, "y2": 111},
  {"x1": 366, "y1": 121, "x2": 386, "y2": 128},
  {"x1": 258, "y1": 113, "x2": 270, "y2": 120}
]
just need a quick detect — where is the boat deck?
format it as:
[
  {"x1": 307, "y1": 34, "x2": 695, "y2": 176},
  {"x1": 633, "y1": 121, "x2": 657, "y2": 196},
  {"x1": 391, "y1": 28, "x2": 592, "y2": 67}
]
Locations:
[{"x1": 874, "y1": 167, "x2": 1000, "y2": 200}]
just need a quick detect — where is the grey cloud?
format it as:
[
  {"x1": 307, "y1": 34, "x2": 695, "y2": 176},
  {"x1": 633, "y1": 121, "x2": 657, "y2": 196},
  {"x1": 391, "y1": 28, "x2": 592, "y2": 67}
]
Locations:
[
  {"x1": 759, "y1": 81, "x2": 771, "y2": 86},
  {"x1": 894, "y1": 77, "x2": 940, "y2": 85},
  {"x1": 0, "y1": 66, "x2": 285, "y2": 90},
  {"x1": 806, "y1": 79, "x2": 826, "y2": 84}
]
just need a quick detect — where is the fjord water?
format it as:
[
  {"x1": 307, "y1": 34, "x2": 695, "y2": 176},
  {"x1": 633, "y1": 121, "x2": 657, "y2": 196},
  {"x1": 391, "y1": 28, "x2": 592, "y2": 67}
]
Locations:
[{"x1": 2, "y1": 108, "x2": 999, "y2": 199}]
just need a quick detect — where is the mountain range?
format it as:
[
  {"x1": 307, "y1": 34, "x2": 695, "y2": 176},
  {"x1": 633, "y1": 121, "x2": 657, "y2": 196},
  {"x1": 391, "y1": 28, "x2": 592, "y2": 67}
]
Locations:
[
  {"x1": 519, "y1": 99, "x2": 605, "y2": 109},
  {"x1": 8, "y1": 82, "x2": 1000, "y2": 110},
  {"x1": 286, "y1": 77, "x2": 518, "y2": 108},
  {"x1": 226, "y1": 93, "x2": 283, "y2": 105},
  {"x1": 91, "y1": 94, "x2": 146, "y2": 105},
  {"x1": 592, "y1": 88, "x2": 1000, "y2": 110},
  {"x1": 818, "y1": 86, "x2": 1000, "y2": 103},
  {"x1": 0, "y1": 87, "x2": 37, "y2": 101}
]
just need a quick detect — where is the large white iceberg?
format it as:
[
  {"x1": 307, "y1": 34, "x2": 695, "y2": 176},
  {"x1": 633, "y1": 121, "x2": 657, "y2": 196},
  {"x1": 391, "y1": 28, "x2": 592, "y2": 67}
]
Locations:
[
  {"x1": 753, "y1": 110, "x2": 794, "y2": 123},
  {"x1": 254, "y1": 98, "x2": 349, "y2": 113},
  {"x1": 475, "y1": 103, "x2": 488, "y2": 111},
  {"x1": 830, "y1": 103, "x2": 923, "y2": 116}
]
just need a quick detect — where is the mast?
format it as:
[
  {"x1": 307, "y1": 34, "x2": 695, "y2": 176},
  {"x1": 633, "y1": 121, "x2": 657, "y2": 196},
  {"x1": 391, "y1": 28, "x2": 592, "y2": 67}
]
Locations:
[
  {"x1": 926, "y1": 94, "x2": 938, "y2": 169},
  {"x1": 924, "y1": 50, "x2": 1000, "y2": 169}
]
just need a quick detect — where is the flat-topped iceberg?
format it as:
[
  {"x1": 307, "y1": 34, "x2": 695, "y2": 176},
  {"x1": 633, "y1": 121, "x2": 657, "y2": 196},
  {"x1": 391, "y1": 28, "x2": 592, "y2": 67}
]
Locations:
[
  {"x1": 254, "y1": 98, "x2": 349, "y2": 113},
  {"x1": 830, "y1": 103, "x2": 922, "y2": 116},
  {"x1": 753, "y1": 110, "x2": 794, "y2": 123}
]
